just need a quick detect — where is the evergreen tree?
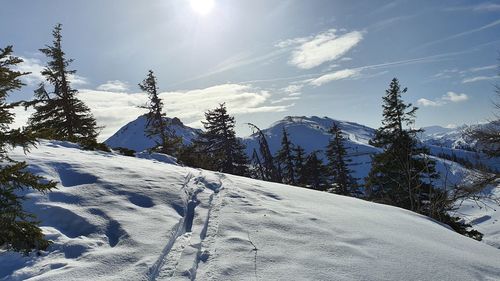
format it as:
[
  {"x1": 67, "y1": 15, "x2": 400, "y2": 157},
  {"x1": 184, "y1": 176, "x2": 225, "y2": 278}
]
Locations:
[
  {"x1": 0, "y1": 46, "x2": 56, "y2": 254},
  {"x1": 247, "y1": 123, "x2": 281, "y2": 182},
  {"x1": 294, "y1": 145, "x2": 307, "y2": 186},
  {"x1": 366, "y1": 78, "x2": 439, "y2": 211},
  {"x1": 139, "y1": 70, "x2": 181, "y2": 155},
  {"x1": 26, "y1": 24, "x2": 99, "y2": 146},
  {"x1": 250, "y1": 148, "x2": 265, "y2": 180},
  {"x1": 275, "y1": 128, "x2": 296, "y2": 184},
  {"x1": 326, "y1": 122, "x2": 356, "y2": 195},
  {"x1": 302, "y1": 151, "x2": 328, "y2": 190},
  {"x1": 197, "y1": 103, "x2": 248, "y2": 176}
]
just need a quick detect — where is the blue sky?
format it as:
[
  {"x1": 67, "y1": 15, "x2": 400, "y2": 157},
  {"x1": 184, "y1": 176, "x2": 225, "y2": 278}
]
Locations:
[{"x1": 1, "y1": 0, "x2": 499, "y2": 139}]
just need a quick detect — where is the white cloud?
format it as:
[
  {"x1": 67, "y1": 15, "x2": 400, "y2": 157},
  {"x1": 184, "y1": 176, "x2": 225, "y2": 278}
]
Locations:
[
  {"x1": 68, "y1": 74, "x2": 89, "y2": 86},
  {"x1": 71, "y1": 84, "x2": 290, "y2": 140},
  {"x1": 462, "y1": 75, "x2": 498, "y2": 83},
  {"x1": 97, "y1": 80, "x2": 130, "y2": 92},
  {"x1": 417, "y1": 91, "x2": 468, "y2": 107},
  {"x1": 278, "y1": 29, "x2": 363, "y2": 69},
  {"x1": 442, "y1": 91, "x2": 468, "y2": 102},
  {"x1": 309, "y1": 69, "x2": 359, "y2": 86},
  {"x1": 270, "y1": 97, "x2": 300, "y2": 104},
  {"x1": 16, "y1": 56, "x2": 88, "y2": 86},
  {"x1": 15, "y1": 57, "x2": 44, "y2": 86},
  {"x1": 417, "y1": 98, "x2": 442, "y2": 107}
]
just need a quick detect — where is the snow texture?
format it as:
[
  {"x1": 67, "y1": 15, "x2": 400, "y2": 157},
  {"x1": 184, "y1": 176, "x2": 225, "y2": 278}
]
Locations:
[{"x1": 1, "y1": 140, "x2": 500, "y2": 280}]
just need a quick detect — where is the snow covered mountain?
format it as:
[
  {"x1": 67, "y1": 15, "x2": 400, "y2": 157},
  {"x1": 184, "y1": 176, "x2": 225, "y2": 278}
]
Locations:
[
  {"x1": 104, "y1": 115, "x2": 201, "y2": 152},
  {"x1": 1, "y1": 140, "x2": 500, "y2": 280},
  {"x1": 420, "y1": 125, "x2": 474, "y2": 150},
  {"x1": 242, "y1": 116, "x2": 472, "y2": 185}
]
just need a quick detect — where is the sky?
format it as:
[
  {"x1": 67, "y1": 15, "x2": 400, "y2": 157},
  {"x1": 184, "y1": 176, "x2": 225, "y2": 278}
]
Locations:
[{"x1": 1, "y1": 0, "x2": 499, "y2": 140}]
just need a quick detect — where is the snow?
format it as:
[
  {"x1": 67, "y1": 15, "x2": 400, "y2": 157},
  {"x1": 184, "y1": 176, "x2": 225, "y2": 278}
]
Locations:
[
  {"x1": 104, "y1": 115, "x2": 201, "y2": 152},
  {"x1": 1, "y1": 140, "x2": 500, "y2": 280}
]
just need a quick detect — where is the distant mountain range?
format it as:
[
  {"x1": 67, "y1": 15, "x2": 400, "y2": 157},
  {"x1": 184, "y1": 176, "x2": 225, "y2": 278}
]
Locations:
[{"x1": 105, "y1": 115, "x2": 499, "y2": 183}]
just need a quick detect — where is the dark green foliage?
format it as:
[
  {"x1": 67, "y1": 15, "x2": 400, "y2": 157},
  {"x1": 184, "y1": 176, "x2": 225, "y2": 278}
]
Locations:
[
  {"x1": 0, "y1": 45, "x2": 56, "y2": 254},
  {"x1": 326, "y1": 123, "x2": 357, "y2": 195},
  {"x1": 275, "y1": 128, "x2": 296, "y2": 184},
  {"x1": 293, "y1": 145, "x2": 307, "y2": 186},
  {"x1": 26, "y1": 24, "x2": 99, "y2": 145},
  {"x1": 114, "y1": 147, "x2": 136, "y2": 157},
  {"x1": 302, "y1": 151, "x2": 328, "y2": 190},
  {"x1": 250, "y1": 148, "x2": 265, "y2": 180},
  {"x1": 366, "y1": 78, "x2": 439, "y2": 211},
  {"x1": 248, "y1": 123, "x2": 281, "y2": 182},
  {"x1": 139, "y1": 70, "x2": 181, "y2": 156},
  {"x1": 366, "y1": 78, "x2": 481, "y2": 240},
  {"x1": 196, "y1": 103, "x2": 249, "y2": 176}
]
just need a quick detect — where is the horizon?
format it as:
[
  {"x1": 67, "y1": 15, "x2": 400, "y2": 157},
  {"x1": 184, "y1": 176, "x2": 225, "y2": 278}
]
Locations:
[{"x1": 1, "y1": 0, "x2": 499, "y2": 140}]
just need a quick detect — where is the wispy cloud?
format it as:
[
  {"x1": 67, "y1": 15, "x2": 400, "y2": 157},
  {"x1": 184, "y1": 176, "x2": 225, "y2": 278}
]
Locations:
[
  {"x1": 97, "y1": 80, "x2": 130, "y2": 92},
  {"x1": 462, "y1": 75, "x2": 498, "y2": 84},
  {"x1": 278, "y1": 29, "x2": 363, "y2": 69},
  {"x1": 446, "y1": 3, "x2": 500, "y2": 12},
  {"x1": 413, "y1": 19, "x2": 500, "y2": 50},
  {"x1": 469, "y1": 65, "x2": 497, "y2": 72},
  {"x1": 417, "y1": 91, "x2": 468, "y2": 107},
  {"x1": 309, "y1": 69, "x2": 359, "y2": 86}
]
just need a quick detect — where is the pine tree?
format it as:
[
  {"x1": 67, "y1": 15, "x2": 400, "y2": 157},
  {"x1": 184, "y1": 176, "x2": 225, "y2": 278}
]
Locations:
[
  {"x1": 294, "y1": 145, "x2": 307, "y2": 186},
  {"x1": 139, "y1": 70, "x2": 181, "y2": 155},
  {"x1": 365, "y1": 78, "x2": 439, "y2": 212},
  {"x1": 197, "y1": 103, "x2": 248, "y2": 176},
  {"x1": 0, "y1": 46, "x2": 57, "y2": 254},
  {"x1": 302, "y1": 151, "x2": 328, "y2": 190},
  {"x1": 247, "y1": 123, "x2": 281, "y2": 182},
  {"x1": 250, "y1": 148, "x2": 265, "y2": 180},
  {"x1": 275, "y1": 128, "x2": 296, "y2": 184},
  {"x1": 326, "y1": 122, "x2": 356, "y2": 195},
  {"x1": 26, "y1": 24, "x2": 99, "y2": 146}
]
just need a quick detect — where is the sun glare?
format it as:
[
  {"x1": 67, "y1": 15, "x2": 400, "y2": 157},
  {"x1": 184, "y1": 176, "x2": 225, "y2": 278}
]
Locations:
[{"x1": 189, "y1": 0, "x2": 215, "y2": 15}]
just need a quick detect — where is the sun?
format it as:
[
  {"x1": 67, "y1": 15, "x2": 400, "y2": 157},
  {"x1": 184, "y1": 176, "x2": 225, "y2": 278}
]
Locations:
[{"x1": 189, "y1": 0, "x2": 215, "y2": 15}]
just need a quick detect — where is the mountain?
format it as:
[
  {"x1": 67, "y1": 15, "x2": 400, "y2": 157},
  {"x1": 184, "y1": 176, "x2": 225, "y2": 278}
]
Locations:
[
  {"x1": 104, "y1": 115, "x2": 201, "y2": 152},
  {"x1": 242, "y1": 116, "x2": 471, "y2": 185},
  {"x1": 1, "y1": 140, "x2": 499, "y2": 280}
]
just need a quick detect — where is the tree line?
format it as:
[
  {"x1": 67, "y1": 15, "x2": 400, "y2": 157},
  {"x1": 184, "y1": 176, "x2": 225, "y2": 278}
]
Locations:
[{"x1": 1, "y1": 23, "x2": 498, "y2": 254}]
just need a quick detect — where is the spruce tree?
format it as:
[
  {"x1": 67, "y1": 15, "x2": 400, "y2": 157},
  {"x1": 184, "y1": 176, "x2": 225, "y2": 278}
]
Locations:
[
  {"x1": 26, "y1": 24, "x2": 99, "y2": 145},
  {"x1": 275, "y1": 128, "x2": 296, "y2": 185},
  {"x1": 247, "y1": 123, "x2": 281, "y2": 182},
  {"x1": 139, "y1": 70, "x2": 181, "y2": 155},
  {"x1": 366, "y1": 78, "x2": 439, "y2": 212},
  {"x1": 198, "y1": 103, "x2": 248, "y2": 176},
  {"x1": 302, "y1": 151, "x2": 328, "y2": 190},
  {"x1": 0, "y1": 46, "x2": 56, "y2": 254},
  {"x1": 326, "y1": 122, "x2": 356, "y2": 195},
  {"x1": 250, "y1": 148, "x2": 265, "y2": 180},
  {"x1": 294, "y1": 145, "x2": 307, "y2": 186}
]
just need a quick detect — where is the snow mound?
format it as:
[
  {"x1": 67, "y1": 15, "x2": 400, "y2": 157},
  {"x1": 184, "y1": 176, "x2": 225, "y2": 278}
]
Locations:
[
  {"x1": 104, "y1": 115, "x2": 201, "y2": 152},
  {"x1": 1, "y1": 140, "x2": 500, "y2": 280}
]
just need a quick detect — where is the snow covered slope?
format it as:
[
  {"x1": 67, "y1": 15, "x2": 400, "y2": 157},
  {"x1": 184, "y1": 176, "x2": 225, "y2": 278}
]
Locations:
[
  {"x1": 1, "y1": 141, "x2": 500, "y2": 280},
  {"x1": 104, "y1": 115, "x2": 201, "y2": 152}
]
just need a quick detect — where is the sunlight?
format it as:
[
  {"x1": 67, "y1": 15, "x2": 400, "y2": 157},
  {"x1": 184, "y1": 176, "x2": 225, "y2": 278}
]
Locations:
[{"x1": 189, "y1": 0, "x2": 215, "y2": 15}]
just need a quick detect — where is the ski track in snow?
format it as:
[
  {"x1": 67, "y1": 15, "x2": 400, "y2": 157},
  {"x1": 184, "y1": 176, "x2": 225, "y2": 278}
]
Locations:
[{"x1": 147, "y1": 170, "x2": 225, "y2": 281}]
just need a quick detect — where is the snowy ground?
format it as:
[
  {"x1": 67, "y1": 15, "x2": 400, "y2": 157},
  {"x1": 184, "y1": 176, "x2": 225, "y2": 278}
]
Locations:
[{"x1": 1, "y1": 141, "x2": 500, "y2": 280}]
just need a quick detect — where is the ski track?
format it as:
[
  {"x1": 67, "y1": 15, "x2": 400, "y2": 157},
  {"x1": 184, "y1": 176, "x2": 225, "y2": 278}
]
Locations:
[{"x1": 147, "y1": 170, "x2": 225, "y2": 281}]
